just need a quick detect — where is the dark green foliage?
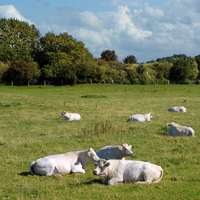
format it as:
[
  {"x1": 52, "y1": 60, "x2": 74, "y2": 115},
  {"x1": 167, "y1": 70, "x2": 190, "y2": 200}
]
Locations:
[
  {"x1": 3, "y1": 61, "x2": 40, "y2": 85},
  {"x1": 169, "y1": 57, "x2": 198, "y2": 83},
  {"x1": 156, "y1": 54, "x2": 188, "y2": 63},
  {"x1": 100, "y1": 50, "x2": 118, "y2": 62},
  {"x1": 123, "y1": 55, "x2": 137, "y2": 64}
]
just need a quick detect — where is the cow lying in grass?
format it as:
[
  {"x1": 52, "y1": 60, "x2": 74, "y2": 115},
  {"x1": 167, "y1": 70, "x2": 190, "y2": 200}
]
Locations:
[
  {"x1": 30, "y1": 148, "x2": 94, "y2": 176},
  {"x1": 167, "y1": 122, "x2": 195, "y2": 136},
  {"x1": 96, "y1": 144, "x2": 133, "y2": 160},
  {"x1": 88, "y1": 149, "x2": 163, "y2": 185},
  {"x1": 128, "y1": 113, "x2": 152, "y2": 122},
  {"x1": 168, "y1": 106, "x2": 187, "y2": 113},
  {"x1": 60, "y1": 111, "x2": 81, "y2": 121},
  {"x1": 93, "y1": 159, "x2": 163, "y2": 185}
]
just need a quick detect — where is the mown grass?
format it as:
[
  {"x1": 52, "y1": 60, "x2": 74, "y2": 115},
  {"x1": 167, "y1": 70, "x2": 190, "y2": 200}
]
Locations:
[{"x1": 0, "y1": 84, "x2": 200, "y2": 200}]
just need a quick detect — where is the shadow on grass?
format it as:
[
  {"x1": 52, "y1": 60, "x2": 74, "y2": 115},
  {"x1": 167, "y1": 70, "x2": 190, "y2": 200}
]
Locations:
[
  {"x1": 18, "y1": 171, "x2": 32, "y2": 176},
  {"x1": 81, "y1": 178, "x2": 103, "y2": 185}
]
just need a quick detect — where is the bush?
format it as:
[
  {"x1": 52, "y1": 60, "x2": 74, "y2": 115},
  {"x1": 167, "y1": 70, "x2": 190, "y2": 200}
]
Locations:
[
  {"x1": 169, "y1": 57, "x2": 198, "y2": 83},
  {"x1": 3, "y1": 61, "x2": 40, "y2": 85},
  {"x1": 0, "y1": 62, "x2": 9, "y2": 83}
]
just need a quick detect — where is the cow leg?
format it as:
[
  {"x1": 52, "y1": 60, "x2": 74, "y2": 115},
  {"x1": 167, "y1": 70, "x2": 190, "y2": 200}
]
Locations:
[
  {"x1": 71, "y1": 164, "x2": 86, "y2": 174},
  {"x1": 108, "y1": 177, "x2": 123, "y2": 185}
]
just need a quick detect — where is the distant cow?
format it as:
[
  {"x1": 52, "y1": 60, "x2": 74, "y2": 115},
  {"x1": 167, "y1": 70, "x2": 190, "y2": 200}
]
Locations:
[
  {"x1": 167, "y1": 122, "x2": 195, "y2": 136},
  {"x1": 60, "y1": 111, "x2": 81, "y2": 121},
  {"x1": 168, "y1": 106, "x2": 187, "y2": 113},
  {"x1": 93, "y1": 158, "x2": 163, "y2": 185},
  {"x1": 128, "y1": 113, "x2": 152, "y2": 122},
  {"x1": 30, "y1": 148, "x2": 95, "y2": 176},
  {"x1": 96, "y1": 144, "x2": 133, "y2": 160}
]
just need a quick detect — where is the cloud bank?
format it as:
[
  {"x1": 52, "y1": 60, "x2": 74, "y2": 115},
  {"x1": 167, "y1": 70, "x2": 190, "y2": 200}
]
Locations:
[
  {"x1": 0, "y1": 4, "x2": 32, "y2": 24},
  {"x1": 1, "y1": 1, "x2": 200, "y2": 61}
]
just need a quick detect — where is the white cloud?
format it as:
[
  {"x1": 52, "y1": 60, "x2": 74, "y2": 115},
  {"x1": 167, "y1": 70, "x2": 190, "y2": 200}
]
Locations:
[
  {"x1": 113, "y1": 6, "x2": 152, "y2": 40},
  {"x1": 0, "y1": 4, "x2": 32, "y2": 24},
  {"x1": 74, "y1": 28, "x2": 111, "y2": 47},
  {"x1": 79, "y1": 11, "x2": 103, "y2": 29},
  {"x1": 6, "y1": 1, "x2": 200, "y2": 61}
]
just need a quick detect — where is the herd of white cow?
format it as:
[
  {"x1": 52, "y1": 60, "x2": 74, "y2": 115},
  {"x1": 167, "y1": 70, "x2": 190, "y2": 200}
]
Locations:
[{"x1": 29, "y1": 105, "x2": 194, "y2": 185}]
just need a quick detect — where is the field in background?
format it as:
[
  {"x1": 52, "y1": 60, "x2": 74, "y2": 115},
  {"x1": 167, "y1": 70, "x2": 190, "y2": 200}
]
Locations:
[{"x1": 0, "y1": 84, "x2": 200, "y2": 200}]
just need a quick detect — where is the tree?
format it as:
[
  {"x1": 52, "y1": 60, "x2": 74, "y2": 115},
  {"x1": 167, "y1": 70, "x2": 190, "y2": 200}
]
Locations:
[
  {"x1": 43, "y1": 52, "x2": 76, "y2": 85},
  {"x1": 152, "y1": 62, "x2": 172, "y2": 80},
  {"x1": 123, "y1": 55, "x2": 137, "y2": 64},
  {"x1": 37, "y1": 32, "x2": 94, "y2": 84},
  {"x1": 0, "y1": 18, "x2": 40, "y2": 62},
  {"x1": 169, "y1": 57, "x2": 198, "y2": 83},
  {"x1": 137, "y1": 64, "x2": 156, "y2": 84},
  {"x1": 100, "y1": 50, "x2": 117, "y2": 62},
  {"x1": 3, "y1": 61, "x2": 40, "y2": 85}
]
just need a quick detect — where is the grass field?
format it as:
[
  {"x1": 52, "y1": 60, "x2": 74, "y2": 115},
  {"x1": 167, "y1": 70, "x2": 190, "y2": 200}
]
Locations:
[{"x1": 0, "y1": 84, "x2": 200, "y2": 200}]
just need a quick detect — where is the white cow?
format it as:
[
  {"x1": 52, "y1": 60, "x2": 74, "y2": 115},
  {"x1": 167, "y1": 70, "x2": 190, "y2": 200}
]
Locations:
[
  {"x1": 167, "y1": 122, "x2": 195, "y2": 136},
  {"x1": 168, "y1": 106, "x2": 187, "y2": 113},
  {"x1": 30, "y1": 149, "x2": 94, "y2": 176},
  {"x1": 93, "y1": 159, "x2": 163, "y2": 185},
  {"x1": 96, "y1": 144, "x2": 133, "y2": 160},
  {"x1": 60, "y1": 111, "x2": 81, "y2": 121},
  {"x1": 128, "y1": 113, "x2": 152, "y2": 122}
]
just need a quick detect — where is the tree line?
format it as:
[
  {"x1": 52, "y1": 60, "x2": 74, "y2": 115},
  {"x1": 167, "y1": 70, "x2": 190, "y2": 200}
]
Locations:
[{"x1": 0, "y1": 18, "x2": 200, "y2": 85}]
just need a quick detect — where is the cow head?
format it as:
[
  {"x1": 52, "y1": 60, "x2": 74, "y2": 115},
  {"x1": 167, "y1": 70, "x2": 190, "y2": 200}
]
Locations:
[
  {"x1": 180, "y1": 106, "x2": 186, "y2": 112},
  {"x1": 121, "y1": 143, "x2": 133, "y2": 156},
  {"x1": 93, "y1": 159, "x2": 110, "y2": 177},
  {"x1": 146, "y1": 113, "x2": 153, "y2": 121}
]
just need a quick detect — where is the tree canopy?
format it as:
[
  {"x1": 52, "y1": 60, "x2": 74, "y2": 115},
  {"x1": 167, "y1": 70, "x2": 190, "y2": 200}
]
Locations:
[{"x1": 0, "y1": 18, "x2": 199, "y2": 85}]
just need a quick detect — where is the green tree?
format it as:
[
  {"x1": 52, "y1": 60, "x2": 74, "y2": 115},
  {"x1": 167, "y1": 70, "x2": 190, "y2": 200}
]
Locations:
[
  {"x1": 37, "y1": 32, "x2": 94, "y2": 84},
  {"x1": 169, "y1": 57, "x2": 198, "y2": 83},
  {"x1": 3, "y1": 61, "x2": 40, "y2": 85},
  {"x1": 152, "y1": 62, "x2": 172, "y2": 80},
  {"x1": 0, "y1": 18, "x2": 40, "y2": 62},
  {"x1": 43, "y1": 52, "x2": 76, "y2": 85},
  {"x1": 137, "y1": 64, "x2": 156, "y2": 84},
  {"x1": 123, "y1": 55, "x2": 137, "y2": 64},
  {"x1": 100, "y1": 50, "x2": 118, "y2": 62}
]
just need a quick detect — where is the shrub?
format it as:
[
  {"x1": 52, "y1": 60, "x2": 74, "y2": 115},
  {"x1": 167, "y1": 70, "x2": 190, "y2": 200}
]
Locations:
[
  {"x1": 0, "y1": 62, "x2": 9, "y2": 83},
  {"x1": 3, "y1": 61, "x2": 40, "y2": 85},
  {"x1": 169, "y1": 57, "x2": 198, "y2": 83}
]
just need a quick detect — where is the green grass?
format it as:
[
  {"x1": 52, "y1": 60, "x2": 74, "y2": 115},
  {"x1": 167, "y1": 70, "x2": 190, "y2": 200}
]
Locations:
[{"x1": 0, "y1": 84, "x2": 200, "y2": 200}]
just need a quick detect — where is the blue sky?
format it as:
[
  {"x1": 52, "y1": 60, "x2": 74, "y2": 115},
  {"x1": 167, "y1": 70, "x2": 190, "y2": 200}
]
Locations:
[{"x1": 0, "y1": 0, "x2": 200, "y2": 61}]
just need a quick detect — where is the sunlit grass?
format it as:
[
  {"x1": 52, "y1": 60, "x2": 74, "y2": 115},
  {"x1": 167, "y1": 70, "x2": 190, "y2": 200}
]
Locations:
[{"x1": 0, "y1": 84, "x2": 200, "y2": 199}]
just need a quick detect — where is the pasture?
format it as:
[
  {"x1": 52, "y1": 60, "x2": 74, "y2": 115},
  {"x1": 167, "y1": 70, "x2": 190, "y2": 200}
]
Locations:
[{"x1": 0, "y1": 84, "x2": 200, "y2": 200}]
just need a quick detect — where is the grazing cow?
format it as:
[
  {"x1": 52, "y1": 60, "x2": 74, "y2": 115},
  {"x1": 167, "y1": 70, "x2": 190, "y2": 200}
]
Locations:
[
  {"x1": 96, "y1": 144, "x2": 133, "y2": 160},
  {"x1": 168, "y1": 106, "x2": 187, "y2": 113},
  {"x1": 93, "y1": 159, "x2": 163, "y2": 185},
  {"x1": 30, "y1": 148, "x2": 95, "y2": 176},
  {"x1": 128, "y1": 113, "x2": 152, "y2": 122},
  {"x1": 167, "y1": 122, "x2": 195, "y2": 136},
  {"x1": 60, "y1": 111, "x2": 81, "y2": 121}
]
